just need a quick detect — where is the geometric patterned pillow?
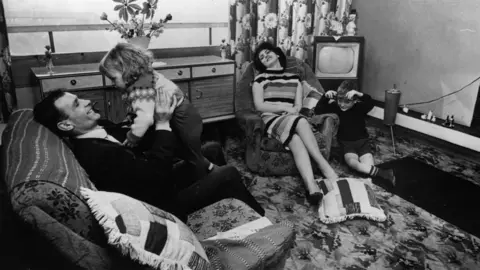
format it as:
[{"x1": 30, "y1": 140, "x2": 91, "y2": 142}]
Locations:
[
  {"x1": 317, "y1": 178, "x2": 387, "y2": 224},
  {"x1": 80, "y1": 188, "x2": 210, "y2": 269},
  {"x1": 201, "y1": 220, "x2": 296, "y2": 270}
]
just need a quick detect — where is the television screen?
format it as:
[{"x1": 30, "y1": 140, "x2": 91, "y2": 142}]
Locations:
[{"x1": 315, "y1": 42, "x2": 360, "y2": 79}]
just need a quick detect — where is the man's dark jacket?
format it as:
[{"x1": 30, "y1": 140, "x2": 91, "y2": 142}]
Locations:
[{"x1": 70, "y1": 120, "x2": 179, "y2": 213}]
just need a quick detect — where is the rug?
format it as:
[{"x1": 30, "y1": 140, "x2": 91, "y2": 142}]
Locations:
[
  {"x1": 222, "y1": 120, "x2": 480, "y2": 269},
  {"x1": 377, "y1": 156, "x2": 480, "y2": 239}
]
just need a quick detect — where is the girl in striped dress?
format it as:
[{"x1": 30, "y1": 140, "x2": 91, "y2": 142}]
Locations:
[{"x1": 252, "y1": 42, "x2": 338, "y2": 205}]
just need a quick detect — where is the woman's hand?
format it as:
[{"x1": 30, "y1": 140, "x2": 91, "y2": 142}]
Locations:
[
  {"x1": 325, "y1": 90, "x2": 337, "y2": 99},
  {"x1": 284, "y1": 106, "x2": 299, "y2": 115},
  {"x1": 294, "y1": 105, "x2": 301, "y2": 113}
]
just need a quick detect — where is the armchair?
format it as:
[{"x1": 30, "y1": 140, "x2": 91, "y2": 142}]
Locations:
[{"x1": 235, "y1": 56, "x2": 339, "y2": 176}]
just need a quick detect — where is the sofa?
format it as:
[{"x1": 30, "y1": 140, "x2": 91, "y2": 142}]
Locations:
[
  {"x1": 0, "y1": 109, "x2": 263, "y2": 270},
  {"x1": 235, "y1": 56, "x2": 339, "y2": 176}
]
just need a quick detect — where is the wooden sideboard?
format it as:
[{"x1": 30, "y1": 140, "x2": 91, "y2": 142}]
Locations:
[{"x1": 31, "y1": 55, "x2": 236, "y2": 123}]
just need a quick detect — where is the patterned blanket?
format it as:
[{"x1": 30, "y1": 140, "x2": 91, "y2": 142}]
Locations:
[{"x1": 221, "y1": 121, "x2": 480, "y2": 270}]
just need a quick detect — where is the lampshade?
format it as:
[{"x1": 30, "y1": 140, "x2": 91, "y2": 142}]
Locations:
[{"x1": 384, "y1": 87, "x2": 401, "y2": 126}]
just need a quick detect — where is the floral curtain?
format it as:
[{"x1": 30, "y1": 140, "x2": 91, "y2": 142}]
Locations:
[
  {"x1": 0, "y1": 0, "x2": 16, "y2": 123},
  {"x1": 229, "y1": 0, "x2": 354, "y2": 80}
]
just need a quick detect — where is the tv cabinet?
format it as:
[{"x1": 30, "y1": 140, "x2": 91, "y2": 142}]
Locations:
[
  {"x1": 311, "y1": 36, "x2": 364, "y2": 92},
  {"x1": 31, "y1": 55, "x2": 236, "y2": 123}
]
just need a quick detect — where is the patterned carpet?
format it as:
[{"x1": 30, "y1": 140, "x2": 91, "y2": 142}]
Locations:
[{"x1": 224, "y1": 118, "x2": 480, "y2": 270}]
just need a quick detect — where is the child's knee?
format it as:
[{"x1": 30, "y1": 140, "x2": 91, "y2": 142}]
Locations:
[{"x1": 343, "y1": 153, "x2": 358, "y2": 165}]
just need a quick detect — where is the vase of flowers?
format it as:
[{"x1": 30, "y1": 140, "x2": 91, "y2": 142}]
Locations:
[
  {"x1": 100, "y1": 0, "x2": 172, "y2": 49},
  {"x1": 45, "y1": 45, "x2": 54, "y2": 75},
  {"x1": 220, "y1": 39, "x2": 230, "y2": 60}
]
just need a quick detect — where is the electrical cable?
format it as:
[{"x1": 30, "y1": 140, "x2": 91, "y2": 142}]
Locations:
[{"x1": 399, "y1": 75, "x2": 480, "y2": 107}]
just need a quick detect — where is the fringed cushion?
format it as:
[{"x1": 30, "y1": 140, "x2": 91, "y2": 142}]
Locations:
[
  {"x1": 317, "y1": 178, "x2": 387, "y2": 224},
  {"x1": 80, "y1": 188, "x2": 210, "y2": 270}
]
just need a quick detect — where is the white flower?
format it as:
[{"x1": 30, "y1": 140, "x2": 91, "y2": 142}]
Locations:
[
  {"x1": 230, "y1": 0, "x2": 236, "y2": 6},
  {"x1": 330, "y1": 20, "x2": 344, "y2": 35},
  {"x1": 264, "y1": 13, "x2": 278, "y2": 29},
  {"x1": 250, "y1": 37, "x2": 257, "y2": 52},
  {"x1": 286, "y1": 0, "x2": 294, "y2": 6},
  {"x1": 305, "y1": 13, "x2": 312, "y2": 29},
  {"x1": 242, "y1": 14, "x2": 251, "y2": 30},
  {"x1": 281, "y1": 36, "x2": 292, "y2": 51},
  {"x1": 279, "y1": 13, "x2": 289, "y2": 28}
]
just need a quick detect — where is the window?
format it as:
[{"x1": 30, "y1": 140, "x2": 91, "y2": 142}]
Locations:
[{"x1": 5, "y1": 0, "x2": 229, "y2": 55}]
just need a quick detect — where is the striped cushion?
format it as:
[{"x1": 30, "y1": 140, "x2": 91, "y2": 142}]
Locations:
[
  {"x1": 1, "y1": 109, "x2": 104, "y2": 243},
  {"x1": 81, "y1": 188, "x2": 210, "y2": 269},
  {"x1": 317, "y1": 178, "x2": 387, "y2": 224},
  {"x1": 2, "y1": 109, "x2": 95, "y2": 194},
  {"x1": 300, "y1": 88, "x2": 323, "y2": 117}
]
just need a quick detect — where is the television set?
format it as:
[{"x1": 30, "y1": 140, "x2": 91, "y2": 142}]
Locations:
[{"x1": 312, "y1": 36, "x2": 364, "y2": 90}]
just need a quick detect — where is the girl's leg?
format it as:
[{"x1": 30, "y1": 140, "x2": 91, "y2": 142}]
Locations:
[
  {"x1": 295, "y1": 118, "x2": 338, "y2": 180},
  {"x1": 170, "y1": 101, "x2": 212, "y2": 180},
  {"x1": 288, "y1": 134, "x2": 321, "y2": 195}
]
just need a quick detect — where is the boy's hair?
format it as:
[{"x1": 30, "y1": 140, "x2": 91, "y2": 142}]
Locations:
[
  {"x1": 253, "y1": 41, "x2": 286, "y2": 73},
  {"x1": 337, "y1": 80, "x2": 358, "y2": 99},
  {"x1": 33, "y1": 89, "x2": 70, "y2": 137},
  {"x1": 99, "y1": 43, "x2": 154, "y2": 85}
]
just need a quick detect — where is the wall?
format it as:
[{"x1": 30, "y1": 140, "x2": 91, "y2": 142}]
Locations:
[{"x1": 352, "y1": 0, "x2": 480, "y2": 126}]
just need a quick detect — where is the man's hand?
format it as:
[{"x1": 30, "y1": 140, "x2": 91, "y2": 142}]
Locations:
[
  {"x1": 154, "y1": 91, "x2": 177, "y2": 124},
  {"x1": 325, "y1": 90, "x2": 337, "y2": 99},
  {"x1": 346, "y1": 90, "x2": 362, "y2": 100}
]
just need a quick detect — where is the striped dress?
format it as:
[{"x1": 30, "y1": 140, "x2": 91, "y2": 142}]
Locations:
[{"x1": 254, "y1": 70, "x2": 304, "y2": 147}]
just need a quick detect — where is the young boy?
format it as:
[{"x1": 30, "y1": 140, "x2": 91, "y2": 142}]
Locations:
[{"x1": 315, "y1": 80, "x2": 395, "y2": 185}]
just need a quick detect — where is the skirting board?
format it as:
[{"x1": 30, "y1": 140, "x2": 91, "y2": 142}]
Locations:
[{"x1": 368, "y1": 106, "x2": 480, "y2": 152}]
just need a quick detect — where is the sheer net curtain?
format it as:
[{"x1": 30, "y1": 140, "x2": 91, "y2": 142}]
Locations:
[
  {"x1": 229, "y1": 0, "x2": 353, "y2": 81},
  {"x1": 0, "y1": 0, "x2": 16, "y2": 122}
]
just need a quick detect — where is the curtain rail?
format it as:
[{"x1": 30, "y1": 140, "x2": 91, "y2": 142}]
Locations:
[
  {"x1": 7, "y1": 22, "x2": 228, "y2": 53},
  {"x1": 7, "y1": 22, "x2": 228, "y2": 33}
]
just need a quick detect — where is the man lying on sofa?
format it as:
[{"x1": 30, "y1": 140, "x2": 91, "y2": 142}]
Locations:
[{"x1": 33, "y1": 89, "x2": 265, "y2": 221}]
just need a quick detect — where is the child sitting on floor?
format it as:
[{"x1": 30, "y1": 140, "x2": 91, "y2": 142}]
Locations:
[
  {"x1": 99, "y1": 43, "x2": 213, "y2": 180},
  {"x1": 315, "y1": 80, "x2": 396, "y2": 185}
]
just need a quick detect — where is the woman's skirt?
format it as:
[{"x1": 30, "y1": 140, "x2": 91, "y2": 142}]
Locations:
[{"x1": 261, "y1": 112, "x2": 304, "y2": 147}]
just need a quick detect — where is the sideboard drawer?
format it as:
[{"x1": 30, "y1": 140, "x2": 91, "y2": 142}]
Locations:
[
  {"x1": 41, "y1": 75, "x2": 104, "y2": 93},
  {"x1": 192, "y1": 64, "x2": 234, "y2": 78},
  {"x1": 157, "y1": 68, "x2": 191, "y2": 81}
]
